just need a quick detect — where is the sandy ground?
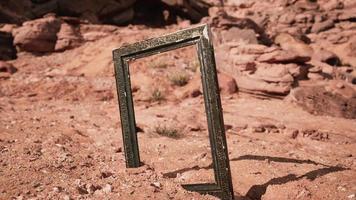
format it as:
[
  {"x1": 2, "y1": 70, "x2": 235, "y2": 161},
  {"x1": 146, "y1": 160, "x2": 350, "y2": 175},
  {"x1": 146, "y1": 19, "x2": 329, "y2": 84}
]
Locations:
[{"x1": 0, "y1": 23, "x2": 355, "y2": 200}]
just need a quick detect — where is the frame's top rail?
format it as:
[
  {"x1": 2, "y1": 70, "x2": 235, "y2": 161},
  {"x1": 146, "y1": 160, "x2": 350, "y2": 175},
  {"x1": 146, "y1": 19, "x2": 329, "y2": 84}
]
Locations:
[{"x1": 113, "y1": 24, "x2": 209, "y2": 59}]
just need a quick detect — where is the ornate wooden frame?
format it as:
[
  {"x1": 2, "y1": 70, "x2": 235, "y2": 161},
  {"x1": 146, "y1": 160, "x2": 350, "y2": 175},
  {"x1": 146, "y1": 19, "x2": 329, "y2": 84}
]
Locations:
[{"x1": 112, "y1": 24, "x2": 234, "y2": 200}]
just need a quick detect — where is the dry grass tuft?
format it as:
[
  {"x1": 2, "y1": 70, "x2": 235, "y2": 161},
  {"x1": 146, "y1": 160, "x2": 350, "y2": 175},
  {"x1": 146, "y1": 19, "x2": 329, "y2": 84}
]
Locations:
[
  {"x1": 150, "y1": 88, "x2": 165, "y2": 102},
  {"x1": 154, "y1": 125, "x2": 180, "y2": 138},
  {"x1": 169, "y1": 72, "x2": 189, "y2": 86}
]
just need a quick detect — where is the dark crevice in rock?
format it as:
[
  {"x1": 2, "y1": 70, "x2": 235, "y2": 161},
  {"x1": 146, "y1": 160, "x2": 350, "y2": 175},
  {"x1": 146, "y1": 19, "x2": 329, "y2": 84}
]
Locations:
[{"x1": 0, "y1": 31, "x2": 17, "y2": 60}]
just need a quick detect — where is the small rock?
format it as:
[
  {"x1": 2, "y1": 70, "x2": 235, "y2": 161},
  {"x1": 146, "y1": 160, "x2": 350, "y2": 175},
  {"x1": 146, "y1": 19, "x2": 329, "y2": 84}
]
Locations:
[
  {"x1": 194, "y1": 153, "x2": 207, "y2": 161},
  {"x1": 53, "y1": 186, "x2": 62, "y2": 193},
  {"x1": 307, "y1": 72, "x2": 325, "y2": 80},
  {"x1": 218, "y1": 73, "x2": 238, "y2": 94},
  {"x1": 33, "y1": 182, "x2": 41, "y2": 188},
  {"x1": 232, "y1": 124, "x2": 248, "y2": 132},
  {"x1": 289, "y1": 129, "x2": 299, "y2": 139},
  {"x1": 86, "y1": 183, "x2": 102, "y2": 194},
  {"x1": 253, "y1": 126, "x2": 265, "y2": 133},
  {"x1": 312, "y1": 49, "x2": 340, "y2": 66},
  {"x1": 188, "y1": 124, "x2": 201, "y2": 132},
  {"x1": 0, "y1": 61, "x2": 17, "y2": 74},
  {"x1": 275, "y1": 33, "x2": 314, "y2": 58},
  {"x1": 151, "y1": 182, "x2": 161, "y2": 189},
  {"x1": 278, "y1": 12, "x2": 296, "y2": 24},
  {"x1": 115, "y1": 147, "x2": 122, "y2": 153},
  {"x1": 190, "y1": 89, "x2": 202, "y2": 97},
  {"x1": 76, "y1": 185, "x2": 88, "y2": 195},
  {"x1": 101, "y1": 171, "x2": 114, "y2": 178},
  {"x1": 311, "y1": 20, "x2": 334, "y2": 33},
  {"x1": 63, "y1": 195, "x2": 71, "y2": 200},
  {"x1": 308, "y1": 65, "x2": 322, "y2": 73},
  {"x1": 224, "y1": 124, "x2": 233, "y2": 131},
  {"x1": 321, "y1": 0, "x2": 344, "y2": 11},
  {"x1": 16, "y1": 195, "x2": 23, "y2": 200},
  {"x1": 258, "y1": 49, "x2": 310, "y2": 64},
  {"x1": 102, "y1": 184, "x2": 112, "y2": 194},
  {"x1": 337, "y1": 185, "x2": 347, "y2": 191},
  {"x1": 336, "y1": 82, "x2": 344, "y2": 89},
  {"x1": 221, "y1": 27, "x2": 258, "y2": 44},
  {"x1": 276, "y1": 124, "x2": 286, "y2": 130}
]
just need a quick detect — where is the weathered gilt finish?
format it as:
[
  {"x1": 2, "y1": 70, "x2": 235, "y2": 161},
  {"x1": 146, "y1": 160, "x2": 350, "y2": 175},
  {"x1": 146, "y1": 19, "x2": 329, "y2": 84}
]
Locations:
[{"x1": 112, "y1": 24, "x2": 234, "y2": 200}]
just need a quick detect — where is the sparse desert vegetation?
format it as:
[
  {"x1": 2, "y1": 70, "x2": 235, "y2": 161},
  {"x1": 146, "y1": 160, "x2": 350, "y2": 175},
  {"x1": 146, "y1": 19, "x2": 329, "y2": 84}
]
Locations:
[
  {"x1": 1, "y1": 0, "x2": 355, "y2": 199},
  {"x1": 169, "y1": 72, "x2": 190, "y2": 86},
  {"x1": 150, "y1": 88, "x2": 165, "y2": 102},
  {"x1": 154, "y1": 124, "x2": 180, "y2": 138}
]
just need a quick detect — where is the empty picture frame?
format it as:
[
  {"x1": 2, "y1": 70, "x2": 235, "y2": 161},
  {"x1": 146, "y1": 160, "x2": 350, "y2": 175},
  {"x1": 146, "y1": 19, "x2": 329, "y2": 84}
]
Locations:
[{"x1": 112, "y1": 24, "x2": 234, "y2": 200}]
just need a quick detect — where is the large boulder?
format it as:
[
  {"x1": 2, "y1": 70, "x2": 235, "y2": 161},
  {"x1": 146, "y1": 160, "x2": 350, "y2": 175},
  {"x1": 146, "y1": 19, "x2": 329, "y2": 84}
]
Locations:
[
  {"x1": 257, "y1": 49, "x2": 310, "y2": 64},
  {"x1": 220, "y1": 27, "x2": 258, "y2": 44},
  {"x1": 274, "y1": 33, "x2": 314, "y2": 58},
  {"x1": 217, "y1": 72, "x2": 238, "y2": 94},
  {"x1": 289, "y1": 81, "x2": 356, "y2": 119},
  {"x1": 215, "y1": 43, "x2": 308, "y2": 98},
  {"x1": 332, "y1": 36, "x2": 356, "y2": 67},
  {"x1": 209, "y1": 13, "x2": 272, "y2": 46},
  {"x1": 13, "y1": 15, "x2": 61, "y2": 52},
  {"x1": 234, "y1": 63, "x2": 295, "y2": 97},
  {"x1": 55, "y1": 22, "x2": 83, "y2": 51}
]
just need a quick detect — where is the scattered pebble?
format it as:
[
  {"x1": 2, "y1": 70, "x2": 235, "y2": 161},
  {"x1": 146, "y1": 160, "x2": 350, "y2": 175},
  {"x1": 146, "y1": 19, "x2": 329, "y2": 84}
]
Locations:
[
  {"x1": 102, "y1": 184, "x2": 113, "y2": 193},
  {"x1": 63, "y1": 195, "x2": 71, "y2": 200},
  {"x1": 115, "y1": 147, "x2": 122, "y2": 153},
  {"x1": 101, "y1": 171, "x2": 114, "y2": 178}
]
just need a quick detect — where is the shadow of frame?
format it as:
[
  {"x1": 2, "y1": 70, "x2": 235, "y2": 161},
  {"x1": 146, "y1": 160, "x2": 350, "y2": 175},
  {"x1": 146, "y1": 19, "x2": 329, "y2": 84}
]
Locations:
[
  {"x1": 229, "y1": 154, "x2": 350, "y2": 200},
  {"x1": 160, "y1": 154, "x2": 349, "y2": 199},
  {"x1": 245, "y1": 166, "x2": 348, "y2": 200}
]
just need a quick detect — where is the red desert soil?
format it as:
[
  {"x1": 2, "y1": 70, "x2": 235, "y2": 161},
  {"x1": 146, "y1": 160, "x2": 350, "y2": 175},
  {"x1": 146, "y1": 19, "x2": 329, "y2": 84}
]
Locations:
[{"x1": 1, "y1": 0, "x2": 356, "y2": 199}]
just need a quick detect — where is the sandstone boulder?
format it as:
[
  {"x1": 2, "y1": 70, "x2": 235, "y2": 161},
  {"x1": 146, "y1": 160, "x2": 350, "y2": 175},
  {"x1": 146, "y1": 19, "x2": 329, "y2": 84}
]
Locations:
[
  {"x1": 311, "y1": 48, "x2": 340, "y2": 66},
  {"x1": 311, "y1": 19, "x2": 334, "y2": 33},
  {"x1": 332, "y1": 36, "x2": 356, "y2": 67},
  {"x1": 257, "y1": 49, "x2": 310, "y2": 64},
  {"x1": 221, "y1": 27, "x2": 258, "y2": 44},
  {"x1": 337, "y1": 6, "x2": 356, "y2": 21},
  {"x1": 289, "y1": 83, "x2": 356, "y2": 119},
  {"x1": 217, "y1": 72, "x2": 238, "y2": 94},
  {"x1": 319, "y1": 0, "x2": 344, "y2": 11},
  {"x1": 13, "y1": 15, "x2": 61, "y2": 52},
  {"x1": 55, "y1": 22, "x2": 82, "y2": 51},
  {"x1": 235, "y1": 75, "x2": 292, "y2": 97},
  {"x1": 274, "y1": 33, "x2": 314, "y2": 58},
  {"x1": 216, "y1": 43, "x2": 304, "y2": 97}
]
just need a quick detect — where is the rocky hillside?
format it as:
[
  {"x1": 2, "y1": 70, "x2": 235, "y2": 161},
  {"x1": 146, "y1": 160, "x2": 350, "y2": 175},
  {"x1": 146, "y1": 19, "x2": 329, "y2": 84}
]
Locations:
[
  {"x1": 1, "y1": 0, "x2": 355, "y2": 118},
  {"x1": 1, "y1": 1, "x2": 356, "y2": 200}
]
